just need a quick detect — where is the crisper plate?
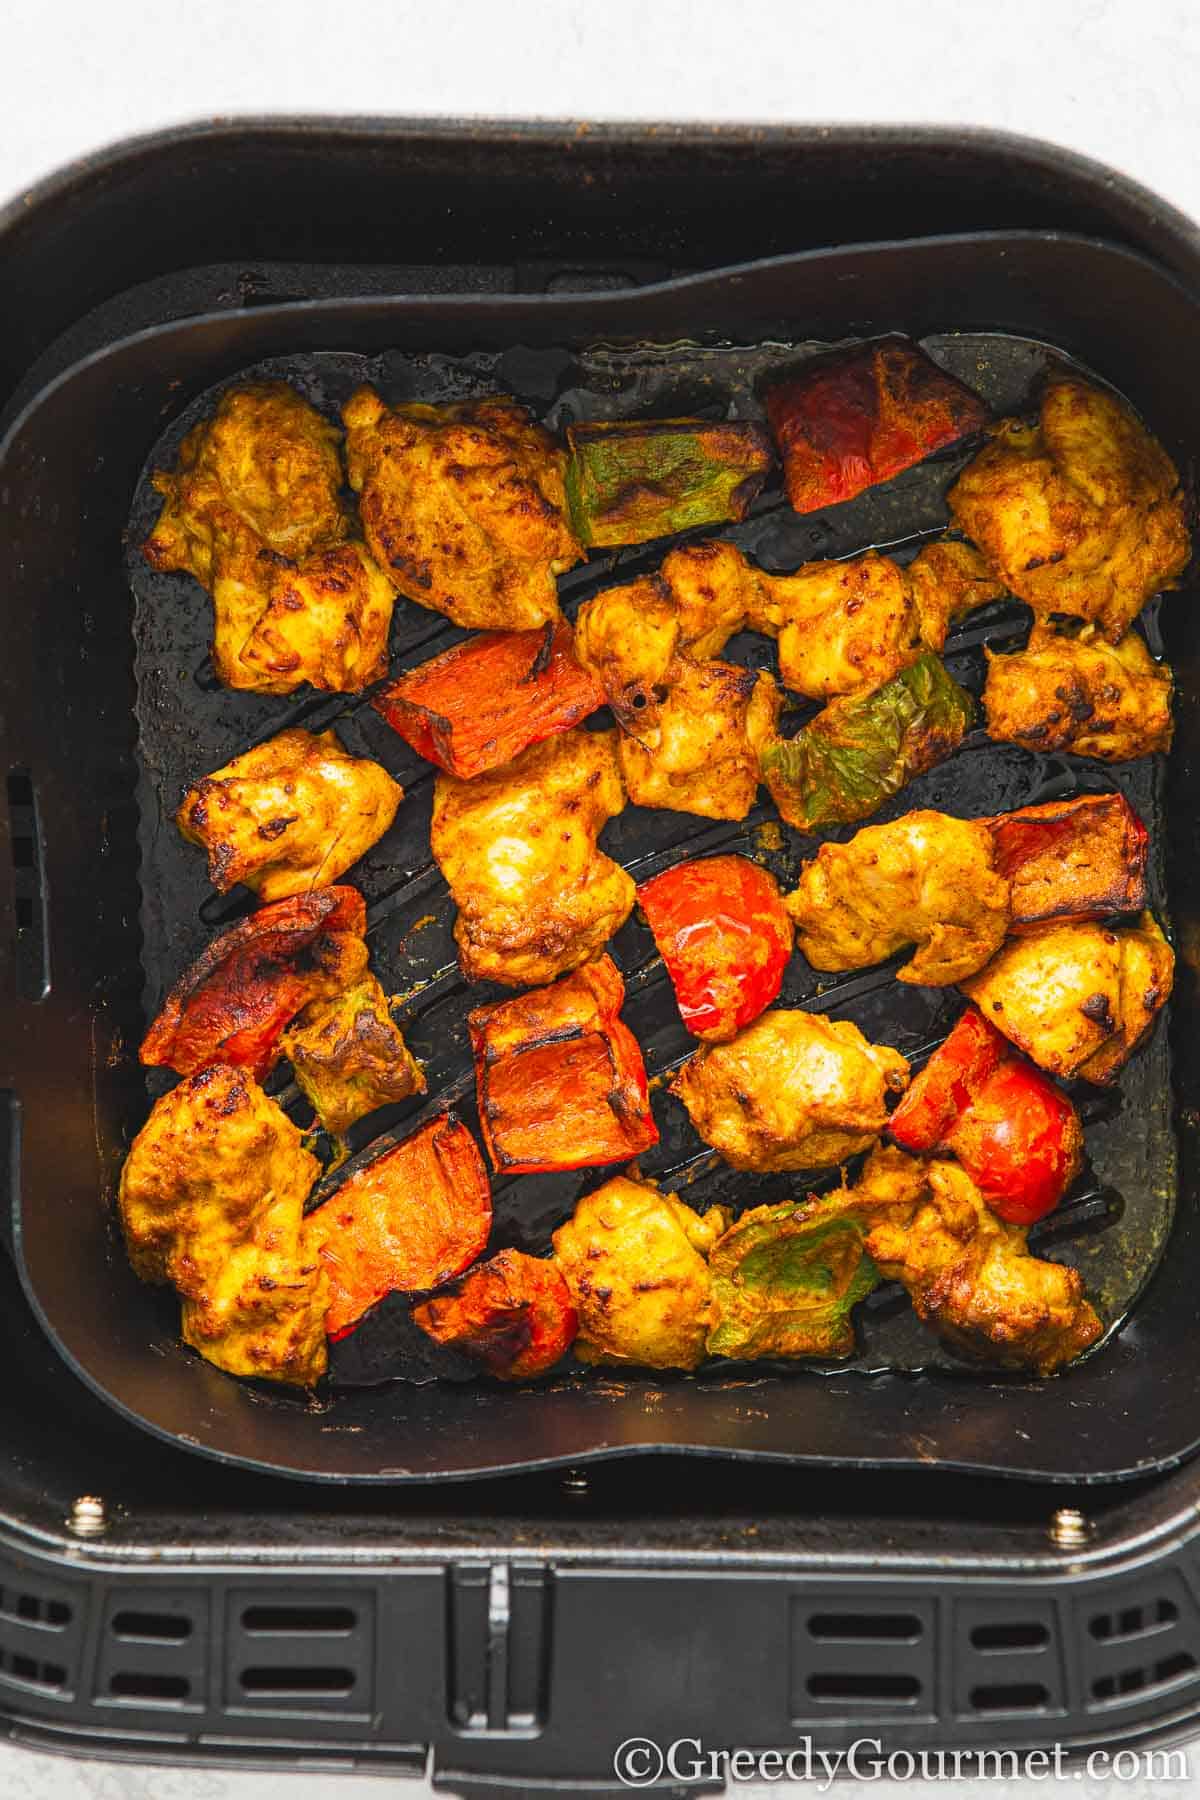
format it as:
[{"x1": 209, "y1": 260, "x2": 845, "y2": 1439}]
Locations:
[{"x1": 2, "y1": 232, "x2": 1199, "y2": 1482}]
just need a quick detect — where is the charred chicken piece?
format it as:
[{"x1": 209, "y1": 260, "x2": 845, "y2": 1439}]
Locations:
[
  {"x1": 617, "y1": 655, "x2": 779, "y2": 821},
  {"x1": 961, "y1": 911, "x2": 1174, "y2": 1084},
  {"x1": 672, "y1": 1009, "x2": 910, "y2": 1173},
  {"x1": 430, "y1": 728, "x2": 634, "y2": 987},
  {"x1": 948, "y1": 378, "x2": 1190, "y2": 642},
  {"x1": 177, "y1": 728, "x2": 403, "y2": 901},
  {"x1": 552, "y1": 1174, "x2": 730, "y2": 1371},
  {"x1": 342, "y1": 387, "x2": 582, "y2": 631},
  {"x1": 412, "y1": 1250, "x2": 578, "y2": 1380},
  {"x1": 235, "y1": 541, "x2": 395, "y2": 694},
  {"x1": 280, "y1": 975, "x2": 426, "y2": 1136},
  {"x1": 785, "y1": 811, "x2": 1010, "y2": 986},
  {"x1": 140, "y1": 886, "x2": 369, "y2": 1082},
  {"x1": 766, "y1": 338, "x2": 988, "y2": 514},
  {"x1": 564, "y1": 417, "x2": 773, "y2": 547},
  {"x1": 983, "y1": 624, "x2": 1173, "y2": 762},
  {"x1": 469, "y1": 955, "x2": 657, "y2": 1175},
  {"x1": 986, "y1": 792, "x2": 1149, "y2": 931},
  {"x1": 799, "y1": 1145, "x2": 1102, "y2": 1375},
  {"x1": 306, "y1": 1113, "x2": 492, "y2": 1340}
]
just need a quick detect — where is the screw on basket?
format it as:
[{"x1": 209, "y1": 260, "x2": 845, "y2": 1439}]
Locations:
[
  {"x1": 67, "y1": 1495, "x2": 107, "y2": 1539},
  {"x1": 562, "y1": 1467, "x2": 589, "y2": 1498},
  {"x1": 1049, "y1": 1506, "x2": 1090, "y2": 1549}
]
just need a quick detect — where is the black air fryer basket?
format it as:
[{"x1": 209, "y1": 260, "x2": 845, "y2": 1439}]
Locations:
[{"x1": 2, "y1": 121, "x2": 1200, "y2": 1790}]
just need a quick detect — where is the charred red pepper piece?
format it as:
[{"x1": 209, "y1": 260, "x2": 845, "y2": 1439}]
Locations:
[
  {"x1": 372, "y1": 620, "x2": 604, "y2": 779},
  {"x1": 637, "y1": 854, "x2": 793, "y2": 1042},
  {"x1": 469, "y1": 954, "x2": 658, "y2": 1175},
  {"x1": 887, "y1": 1007, "x2": 1083, "y2": 1225},
  {"x1": 766, "y1": 338, "x2": 988, "y2": 515},
  {"x1": 986, "y1": 792, "x2": 1149, "y2": 931},
  {"x1": 412, "y1": 1248, "x2": 578, "y2": 1379},
  {"x1": 307, "y1": 1112, "x2": 492, "y2": 1340},
  {"x1": 140, "y1": 886, "x2": 368, "y2": 1081}
]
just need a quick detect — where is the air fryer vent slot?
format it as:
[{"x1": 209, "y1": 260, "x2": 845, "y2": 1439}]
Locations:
[
  {"x1": 968, "y1": 1681, "x2": 1050, "y2": 1713},
  {"x1": 0, "y1": 1587, "x2": 70, "y2": 1629},
  {"x1": 1091, "y1": 1652, "x2": 1198, "y2": 1705},
  {"x1": 1090, "y1": 1598, "x2": 1178, "y2": 1642},
  {"x1": 226, "y1": 1587, "x2": 375, "y2": 1717},
  {"x1": 969, "y1": 1620, "x2": 1050, "y2": 1652},
  {"x1": 806, "y1": 1673, "x2": 921, "y2": 1704},
  {"x1": 0, "y1": 1647, "x2": 66, "y2": 1691},
  {"x1": 111, "y1": 1610, "x2": 192, "y2": 1643},
  {"x1": 241, "y1": 1605, "x2": 356, "y2": 1636},
  {"x1": 109, "y1": 1671, "x2": 191, "y2": 1703},
  {"x1": 239, "y1": 1666, "x2": 356, "y2": 1698},
  {"x1": 808, "y1": 1613, "x2": 921, "y2": 1642}
]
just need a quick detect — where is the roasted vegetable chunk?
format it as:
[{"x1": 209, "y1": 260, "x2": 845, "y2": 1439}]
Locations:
[
  {"x1": 766, "y1": 338, "x2": 988, "y2": 514},
  {"x1": 343, "y1": 387, "x2": 582, "y2": 631},
  {"x1": 373, "y1": 619, "x2": 604, "y2": 779},
  {"x1": 638, "y1": 854, "x2": 793, "y2": 1042},
  {"x1": 706, "y1": 1207, "x2": 879, "y2": 1360},
  {"x1": 140, "y1": 886, "x2": 368, "y2": 1081},
  {"x1": 431, "y1": 728, "x2": 634, "y2": 987},
  {"x1": 307, "y1": 1113, "x2": 492, "y2": 1339},
  {"x1": 412, "y1": 1250, "x2": 577, "y2": 1379},
  {"x1": 759, "y1": 653, "x2": 975, "y2": 833},
  {"x1": 470, "y1": 955, "x2": 658, "y2": 1175},
  {"x1": 983, "y1": 625, "x2": 1173, "y2": 762},
  {"x1": 986, "y1": 792, "x2": 1149, "y2": 931},
  {"x1": 280, "y1": 975, "x2": 426, "y2": 1135},
  {"x1": 177, "y1": 728, "x2": 403, "y2": 900},
  {"x1": 948, "y1": 378, "x2": 1190, "y2": 642},
  {"x1": 786, "y1": 811, "x2": 1009, "y2": 986},
  {"x1": 552, "y1": 1174, "x2": 729, "y2": 1370},
  {"x1": 564, "y1": 417, "x2": 772, "y2": 547},
  {"x1": 672, "y1": 1009, "x2": 909, "y2": 1173},
  {"x1": 888, "y1": 1007, "x2": 1083, "y2": 1225}
]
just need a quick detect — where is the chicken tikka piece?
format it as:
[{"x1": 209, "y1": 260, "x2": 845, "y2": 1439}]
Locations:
[
  {"x1": 948, "y1": 378, "x2": 1190, "y2": 644},
  {"x1": 143, "y1": 380, "x2": 395, "y2": 693},
  {"x1": 342, "y1": 387, "x2": 583, "y2": 631},
  {"x1": 280, "y1": 974, "x2": 426, "y2": 1137},
  {"x1": 983, "y1": 623, "x2": 1174, "y2": 762},
  {"x1": 430, "y1": 727, "x2": 635, "y2": 987},
  {"x1": 177, "y1": 728, "x2": 403, "y2": 901}
]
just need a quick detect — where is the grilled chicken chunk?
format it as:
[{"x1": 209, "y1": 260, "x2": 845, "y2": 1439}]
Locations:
[
  {"x1": 617, "y1": 655, "x2": 779, "y2": 820},
  {"x1": 785, "y1": 811, "x2": 1010, "y2": 986},
  {"x1": 280, "y1": 974, "x2": 426, "y2": 1136},
  {"x1": 342, "y1": 387, "x2": 582, "y2": 631},
  {"x1": 799, "y1": 1145, "x2": 1101, "y2": 1375},
  {"x1": 948, "y1": 378, "x2": 1189, "y2": 642},
  {"x1": 430, "y1": 728, "x2": 634, "y2": 986},
  {"x1": 983, "y1": 624, "x2": 1173, "y2": 761},
  {"x1": 552, "y1": 1174, "x2": 730, "y2": 1370},
  {"x1": 672, "y1": 1009, "x2": 909, "y2": 1173},
  {"x1": 234, "y1": 541, "x2": 395, "y2": 693},
  {"x1": 961, "y1": 912, "x2": 1174, "y2": 1084},
  {"x1": 177, "y1": 728, "x2": 402, "y2": 901}
]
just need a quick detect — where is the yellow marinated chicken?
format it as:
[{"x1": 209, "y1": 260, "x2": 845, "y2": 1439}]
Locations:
[
  {"x1": 983, "y1": 624, "x2": 1174, "y2": 761},
  {"x1": 117, "y1": 1063, "x2": 328, "y2": 1385},
  {"x1": 280, "y1": 974, "x2": 426, "y2": 1136},
  {"x1": 177, "y1": 728, "x2": 403, "y2": 900},
  {"x1": 551, "y1": 1173, "x2": 730, "y2": 1370},
  {"x1": 948, "y1": 378, "x2": 1190, "y2": 642},
  {"x1": 618, "y1": 658, "x2": 779, "y2": 820},
  {"x1": 801, "y1": 1145, "x2": 1102, "y2": 1375},
  {"x1": 960, "y1": 911, "x2": 1174, "y2": 1084},
  {"x1": 672, "y1": 1009, "x2": 910, "y2": 1173},
  {"x1": 785, "y1": 811, "x2": 1011, "y2": 986},
  {"x1": 430, "y1": 727, "x2": 635, "y2": 986},
  {"x1": 342, "y1": 387, "x2": 583, "y2": 631},
  {"x1": 235, "y1": 541, "x2": 396, "y2": 693}
]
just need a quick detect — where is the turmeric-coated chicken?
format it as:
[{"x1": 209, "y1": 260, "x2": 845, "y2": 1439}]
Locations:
[
  {"x1": 280, "y1": 974, "x2": 426, "y2": 1136},
  {"x1": 117, "y1": 1064, "x2": 328, "y2": 1386},
  {"x1": 800, "y1": 1145, "x2": 1102, "y2": 1375},
  {"x1": 785, "y1": 811, "x2": 1011, "y2": 986},
  {"x1": 983, "y1": 624, "x2": 1174, "y2": 762},
  {"x1": 618, "y1": 657, "x2": 779, "y2": 820},
  {"x1": 948, "y1": 378, "x2": 1190, "y2": 643},
  {"x1": 672, "y1": 1009, "x2": 910, "y2": 1172},
  {"x1": 234, "y1": 541, "x2": 396, "y2": 693},
  {"x1": 960, "y1": 911, "x2": 1174, "y2": 1084},
  {"x1": 342, "y1": 387, "x2": 583, "y2": 631},
  {"x1": 551, "y1": 1173, "x2": 730, "y2": 1370},
  {"x1": 430, "y1": 727, "x2": 635, "y2": 986},
  {"x1": 178, "y1": 728, "x2": 403, "y2": 900}
]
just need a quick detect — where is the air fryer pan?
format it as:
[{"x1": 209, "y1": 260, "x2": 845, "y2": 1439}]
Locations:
[{"x1": 2, "y1": 231, "x2": 1198, "y2": 1483}]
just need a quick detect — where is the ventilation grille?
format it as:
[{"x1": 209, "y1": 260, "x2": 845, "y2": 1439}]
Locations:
[
  {"x1": 226, "y1": 1589, "x2": 375, "y2": 1717},
  {"x1": 96, "y1": 1590, "x2": 207, "y2": 1711},
  {"x1": 1080, "y1": 1575, "x2": 1200, "y2": 1712},
  {"x1": 952, "y1": 1599, "x2": 1064, "y2": 1719},
  {"x1": 790, "y1": 1599, "x2": 935, "y2": 1722},
  {"x1": 0, "y1": 1559, "x2": 83, "y2": 1702}
]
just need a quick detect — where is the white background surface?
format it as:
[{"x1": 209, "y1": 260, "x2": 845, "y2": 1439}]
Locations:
[{"x1": 3, "y1": 1, "x2": 1198, "y2": 1794}]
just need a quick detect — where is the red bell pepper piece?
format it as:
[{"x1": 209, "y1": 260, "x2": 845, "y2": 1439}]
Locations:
[
  {"x1": 307, "y1": 1112, "x2": 493, "y2": 1340},
  {"x1": 637, "y1": 854, "x2": 793, "y2": 1042},
  {"x1": 411, "y1": 1248, "x2": 578, "y2": 1379},
  {"x1": 888, "y1": 1006, "x2": 1083, "y2": 1226},
  {"x1": 469, "y1": 954, "x2": 658, "y2": 1175},
  {"x1": 986, "y1": 792, "x2": 1149, "y2": 931},
  {"x1": 372, "y1": 619, "x2": 604, "y2": 779},
  {"x1": 766, "y1": 338, "x2": 988, "y2": 515},
  {"x1": 140, "y1": 886, "x2": 368, "y2": 1081}
]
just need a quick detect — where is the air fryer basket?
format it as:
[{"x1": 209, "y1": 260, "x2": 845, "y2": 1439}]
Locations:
[{"x1": 2, "y1": 123, "x2": 1200, "y2": 1784}]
